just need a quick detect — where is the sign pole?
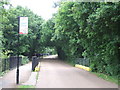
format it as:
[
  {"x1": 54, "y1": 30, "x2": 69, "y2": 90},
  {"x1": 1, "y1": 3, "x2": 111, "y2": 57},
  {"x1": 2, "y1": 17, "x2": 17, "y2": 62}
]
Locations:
[
  {"x1": 16, "y1": 16, "x2": 28, "y2": 84},
  {"x1": 17, "y1": 17, "x2": 20, "y2": 84}
]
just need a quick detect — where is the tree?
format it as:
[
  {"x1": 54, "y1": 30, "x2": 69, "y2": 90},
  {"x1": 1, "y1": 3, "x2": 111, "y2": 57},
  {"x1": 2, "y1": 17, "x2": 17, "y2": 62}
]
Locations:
[
  {"x1": 2, "y1": 6, "x2": 44, "y2": 59},
  {"x1": 85, "y1": 2, "x2": 120, "y2": 75},
  {"x1": 52, "y1": 1, "x2": 120, "y2": 77},
  {"x1": 0, "y1": 0, "x2": 10, "y2": 58}
]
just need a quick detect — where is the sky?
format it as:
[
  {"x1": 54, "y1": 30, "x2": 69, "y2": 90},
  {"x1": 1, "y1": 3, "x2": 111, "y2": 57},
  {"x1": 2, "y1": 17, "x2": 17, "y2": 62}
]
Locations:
[{"x1": 9, "y1": 0, "x2": 60, "y2": 20}]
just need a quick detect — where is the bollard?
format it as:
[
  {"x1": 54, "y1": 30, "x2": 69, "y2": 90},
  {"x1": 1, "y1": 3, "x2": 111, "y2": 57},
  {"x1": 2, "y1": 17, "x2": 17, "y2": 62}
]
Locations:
[{"x1": 32, "y1": 56, "x2": 39, "y2": 71}]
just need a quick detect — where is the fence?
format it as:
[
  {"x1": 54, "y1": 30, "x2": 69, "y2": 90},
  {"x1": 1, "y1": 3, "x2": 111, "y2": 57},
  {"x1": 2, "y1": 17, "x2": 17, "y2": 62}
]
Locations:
[
  {"x1": 9, "y1": 56, "x2": 22, "y2": 69},
  {"x1": 75, "y1": 58, "x2": 90, "y2": 67},
  {"x1": 0, "y1": 58, "x2": 10, "y2": 72},
  {"x1": 0, "y1": 55, "x2": 41, "y2": 74},
  {"x1": 0, "y1": 58, "x2": 3, "y2": 73},
  {"x1": 2, "y1": 58, "x2": 10, "y2": 72},
  {"x1": 0, "y1": 56, "x2": 22, "y2": 73}
]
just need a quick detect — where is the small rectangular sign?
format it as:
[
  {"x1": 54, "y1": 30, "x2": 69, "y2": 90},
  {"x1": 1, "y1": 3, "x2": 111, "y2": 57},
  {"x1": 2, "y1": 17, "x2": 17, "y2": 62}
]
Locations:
[{"x1": 19, "y1": 17, "x2": 28, "y2": 34}]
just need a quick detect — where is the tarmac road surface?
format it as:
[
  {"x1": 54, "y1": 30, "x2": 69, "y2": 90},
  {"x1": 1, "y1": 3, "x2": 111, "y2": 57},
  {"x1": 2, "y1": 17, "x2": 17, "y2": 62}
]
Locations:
[
  {"x1": 36, "y1": 55, "x2": 118, "y2": 88},
  {"x1": 1, "y1": 62, "x2": 32, "y2": 88}
]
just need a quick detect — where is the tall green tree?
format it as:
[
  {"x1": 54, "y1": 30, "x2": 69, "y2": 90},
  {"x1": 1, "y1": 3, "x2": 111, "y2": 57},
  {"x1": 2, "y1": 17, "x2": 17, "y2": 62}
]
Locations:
[
  {"x1": 85, "y1": 2, "x2": 120, "y2": 75},
  {"x1": 53, "y1": 2, "x2": 88, "y2": 60},
  {"x1": 0, "y1": 0, "x2": 10, "y2": 58},
  {"x1": 2, "y1": 6, "x2": 44, "y2": 59},
  {"x1": 52, "y1": 1, "x2": 120, "y2": 77},
  {"x1": 41, "y1": 18, "x2": 55, "y2": 47}
]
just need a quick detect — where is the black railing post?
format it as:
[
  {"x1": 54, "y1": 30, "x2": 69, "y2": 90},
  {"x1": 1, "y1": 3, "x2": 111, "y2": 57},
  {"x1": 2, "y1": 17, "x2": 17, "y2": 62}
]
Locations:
[
  {"x1": 4, "y1": 59, "x2": 6, "y2": 71},
  {"x1": 16, "y1": 17, "x2": 20, "y2": 84}
]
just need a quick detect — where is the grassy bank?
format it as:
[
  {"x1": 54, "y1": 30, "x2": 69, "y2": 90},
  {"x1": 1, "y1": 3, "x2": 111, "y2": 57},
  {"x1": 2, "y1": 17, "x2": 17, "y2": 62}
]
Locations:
[
  {"x1": 0, "y1": 70, "x2": 9, "y2": 77},
  {"x1": 92, "y1": 72, "x2": 119, "y2": 85},
  {"x1": 66, "y1": 59, "x2": 75, "y2": 66},
  {"x1": 18, "y1": 85, "x2": 35, "y2": 88}
]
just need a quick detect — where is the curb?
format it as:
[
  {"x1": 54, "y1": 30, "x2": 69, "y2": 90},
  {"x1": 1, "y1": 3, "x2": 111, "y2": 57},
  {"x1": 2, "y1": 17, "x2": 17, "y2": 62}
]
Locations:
[
  {"x1": 75, "y1": 64, "x2": 91, "y2": 71},
  {"x1": 34, "y1": 62, "x2": 41, "y2": 72},
  {"x1": 21, "y1": 62, "x2": 41, "y2": 86},
  {"x1": 21, "y1": 72, "x2": 38, "y2": 86}
]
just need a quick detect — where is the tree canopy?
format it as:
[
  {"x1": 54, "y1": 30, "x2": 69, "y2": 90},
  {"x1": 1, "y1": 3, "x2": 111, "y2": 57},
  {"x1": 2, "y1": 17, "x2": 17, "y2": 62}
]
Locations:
[
  {"x1": 0, "y1": 0, "x2": 120, "y2": 78},
  {"x1": 51, "y1": 2, "x2": 120, "y2": 76}
]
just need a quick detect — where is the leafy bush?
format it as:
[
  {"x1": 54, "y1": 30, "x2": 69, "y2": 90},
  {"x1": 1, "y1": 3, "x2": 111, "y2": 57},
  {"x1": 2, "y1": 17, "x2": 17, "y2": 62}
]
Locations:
[
  {"x1": 52, "y1": 2, "x2": 120, "y2": 77},
  {"x1": 21, "y1": 56, "x2": 29, "y2": 65}
]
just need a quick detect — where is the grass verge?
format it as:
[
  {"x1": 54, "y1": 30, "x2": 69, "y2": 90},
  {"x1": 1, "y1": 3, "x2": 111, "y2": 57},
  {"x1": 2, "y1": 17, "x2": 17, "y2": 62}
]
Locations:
[
  {"x1": 18, "y1": 85, "x2": 35, "y2": 88},
  {"x1": 92, "y1": 72, "x2": 119, "y2": 85},
  {"x1": 0, "y1": 70, "x2": 9, "y2": 77},
  {"x1": 66, "y1": 60, "x2": 75, "y2": 66}
]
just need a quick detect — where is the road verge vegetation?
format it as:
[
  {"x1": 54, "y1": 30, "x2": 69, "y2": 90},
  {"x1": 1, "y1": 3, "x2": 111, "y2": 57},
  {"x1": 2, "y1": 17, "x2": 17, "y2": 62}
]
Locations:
[
  {"x1": 92, "y1": 72, "x2": 119, "y2": 85},
  {"x1": 17, "y1": 85, "x2": 35, "y2": 88}
]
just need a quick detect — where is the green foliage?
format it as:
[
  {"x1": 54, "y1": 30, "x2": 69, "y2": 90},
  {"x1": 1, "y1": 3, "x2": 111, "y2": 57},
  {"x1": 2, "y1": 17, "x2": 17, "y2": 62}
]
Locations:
[
  {"x1": 51, "y1": 2, "x2": 120, "y2": 77},
  {"x1": 92, "y1": 72, "x2": 119, "y2": 85},
  {"x1": 52, "y1": 2, "x2": 85, "y2": 60},
  {"x1": 21, "y1": 55, "x2": 29, "y2": 65},
  {"x1": 0, "y1": 1, "x2": 10, "y2": 75},
  {"x1": 41, "y1": 18, "x2": 55, "y2": 47},
  {"x1": 43, "y1": 47, "x2": 57, "y2": 55},
  {"x1": 2, "y1": 5, "x2": 44, "y2": 59},
  {"x1": 1, "y1": 0, "x2": 119, "y2": 79},
  {"x1": 0, "y1": 70, "x2": 9, "y2": 77},
  {"x1": 18, "y1": 85, "x2": 35, "y2": 88},
  {"x1": 0, "y1": 0, "x2": 9, "y2": 58},
  {"x1": 85, "y1": 2, "x2": 120, "y2": 76}
]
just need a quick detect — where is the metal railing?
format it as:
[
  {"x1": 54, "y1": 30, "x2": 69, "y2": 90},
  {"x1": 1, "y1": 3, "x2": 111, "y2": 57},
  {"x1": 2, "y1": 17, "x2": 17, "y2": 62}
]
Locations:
[
  {"x1": 0, "y1": 58, "x2": 9, "y2": 73},
  {"x1": 9, "y1": 56, "x2": 22, "y2": 69},
  {"x1": 75, "y1": 58, "x2": 90, "y2": 67},
  {"x1": 0, "y1": 56, "x2": 22, "y2": 73}
]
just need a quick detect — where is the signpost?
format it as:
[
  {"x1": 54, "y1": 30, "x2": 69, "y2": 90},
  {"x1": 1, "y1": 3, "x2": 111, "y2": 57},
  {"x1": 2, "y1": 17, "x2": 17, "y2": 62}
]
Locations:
[
  {"x1": 19, "y1": 17, "x2": 28, "y2": 34},
  {"x1": 17, "y1": 17, "x2": 28, "y2": 84}
]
